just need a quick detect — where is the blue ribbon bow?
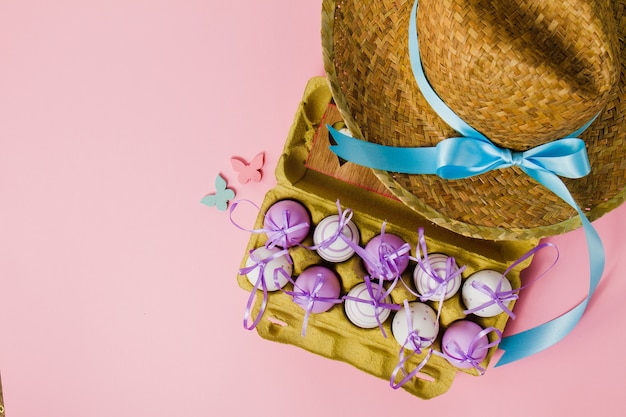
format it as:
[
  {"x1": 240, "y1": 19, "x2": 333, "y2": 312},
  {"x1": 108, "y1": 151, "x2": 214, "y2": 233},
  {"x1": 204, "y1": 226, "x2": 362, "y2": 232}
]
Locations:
[
  {"x1": 328, "y1": 0, "x2": 605, "y2": 366},
  {"x1": 329, "y1": 127, "x2": 592, "y2": 180}
]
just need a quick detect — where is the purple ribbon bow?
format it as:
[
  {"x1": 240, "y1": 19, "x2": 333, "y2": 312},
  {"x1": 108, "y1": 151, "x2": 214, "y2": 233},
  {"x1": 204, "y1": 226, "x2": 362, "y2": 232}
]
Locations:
[
  {"x1": 414, "y1": 228, "x2": 466, "y2": 302},
  {"x1": 306, "y1": 200, "x2": 355, "y2": 252},
  {"x1": 353, "y1": 222, "x2": 411, "y2": 282},
  {"x1": 438, "y1": 327, "x2": 503, "y2": 374},
  {"x1": 463, "y1": 242, "x2": 560, "y2": 319},
  {"x1": 390, "y1": 300, "x2": 436, "y2": 389},
  {"x1": 275, "y1": 269, "x2": 344, "y2": 336},
  {"x1": 229, "y1": 199, "x2": 310, "y2": 249},
  {"x1": 239, "y1": 247, "x2": 292, "y2": 330},
  {"x1": 342, "y1": 275, "x2": 401, "y2": 337}
]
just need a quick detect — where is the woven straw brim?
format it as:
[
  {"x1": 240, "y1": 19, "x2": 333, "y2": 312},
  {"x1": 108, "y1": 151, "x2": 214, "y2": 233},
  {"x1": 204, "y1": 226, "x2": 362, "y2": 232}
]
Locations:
[{"x1": 322, "y1": 0, "x2": 626, "y2": 240}]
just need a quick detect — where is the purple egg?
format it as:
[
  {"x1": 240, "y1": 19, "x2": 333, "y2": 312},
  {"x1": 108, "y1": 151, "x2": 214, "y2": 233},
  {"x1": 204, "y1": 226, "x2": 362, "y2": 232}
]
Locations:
[
  {"x1": 292, "y1": 266, "x2": 341, "y2": 314},
  {"x1": 363, "y1": 233, "x2": 410, "y2": 280},
  {"x1": 442, "y1": 320, "x2": 490, "y2": 369},
  {"x1": 263, "y1": 200, "x2": 311, "y2": 248}
]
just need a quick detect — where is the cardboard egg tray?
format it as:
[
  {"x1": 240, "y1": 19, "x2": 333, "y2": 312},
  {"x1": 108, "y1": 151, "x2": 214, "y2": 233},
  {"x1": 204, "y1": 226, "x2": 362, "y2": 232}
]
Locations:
[{"x1": 236, "y1": 77, "x2": 539, "y2": 399}]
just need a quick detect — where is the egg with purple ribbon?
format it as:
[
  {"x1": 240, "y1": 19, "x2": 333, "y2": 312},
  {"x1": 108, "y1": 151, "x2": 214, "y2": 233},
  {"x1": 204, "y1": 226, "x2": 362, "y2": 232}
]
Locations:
[
  {"x1": 344, "y1": 281, "x2": 393, "y2": 328},
  {"x1": 462, "y1": 269, "x2": 513, "y2": 317},
  {"x1": 391, "y1": 302, "x2": 439, "y2": 350},
  {"x1": 414, "y1": 253, "x2": 462, "y2": 301},
  {"x1": 292, "y1": 266, "x2": 342, "y2": 314},
  {"x1": 263, "y1": 199, "x2": 311, "y2": 248},
  {"x1": 244, "y1": 246, "x2": 292, "y2": 291},
  {"x1": 442, "y1": 320, "x2": 490, "y2": 369},
  {"x1": 363, "y1": 233, "x2": 410, "y2": 280},
  {"x1": 313, "y1": 214, "x2": 360, "y2": 263}
]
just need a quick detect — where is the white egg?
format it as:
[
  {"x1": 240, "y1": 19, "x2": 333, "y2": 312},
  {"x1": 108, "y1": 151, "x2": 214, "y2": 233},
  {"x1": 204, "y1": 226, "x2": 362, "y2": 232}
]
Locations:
[
  {"x1": 345, "y1": 282, "x2": 393, "y2": 329},
  {"x1": 313, "y1": 214, "x2": 360, "y2": 263},
  {"x1": 413, "y1": 253, "x2": 462, "y2": 301},
  {"x1": 392, "y1": 302, "x2": 439, "y2": 350},
  {"x1": 244, "y1": 246, "x2": 292, "y2": 291},
  {"x1": 462, "y1": 269, "x2": 513, "y2": 317}
]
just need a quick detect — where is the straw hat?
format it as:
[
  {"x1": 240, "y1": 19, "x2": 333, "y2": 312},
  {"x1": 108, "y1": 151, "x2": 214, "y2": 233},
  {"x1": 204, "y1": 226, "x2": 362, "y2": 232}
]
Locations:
[{"x1": 322, "y1": 0, "x2": 626, "y2": 240}]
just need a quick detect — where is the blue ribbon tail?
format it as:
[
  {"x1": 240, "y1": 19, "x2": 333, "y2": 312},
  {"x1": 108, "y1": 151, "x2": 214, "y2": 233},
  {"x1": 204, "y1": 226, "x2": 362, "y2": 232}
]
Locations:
[
  {"x1": 496, "y1": 168, "x2": 604, "y2": 366},
  {"x1": 328, "y1": 125, "x2": 438, "y2": 174},
  {"x1": 497, "y1": 300, "x2": 588, "y2": 365}
]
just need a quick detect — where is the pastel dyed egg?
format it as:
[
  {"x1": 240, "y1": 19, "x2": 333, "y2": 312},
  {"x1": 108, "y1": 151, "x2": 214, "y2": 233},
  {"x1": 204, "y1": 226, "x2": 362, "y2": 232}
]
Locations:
[
  {"x1": 263, "y1": 199, "x2": 311, "y2": 248},
  {"x1": 413, "y1": 253, "x2": 462, "y2": 301},
  {"x1": 442, "y1": 320, "x2": 490, "y2": 369},
  {"x1": 344, "y1": 282, "x2": 393, "y2": 328},
  {"x1": 244, "y1": 246, "x2": 292, "y2": 291},
  {"x1": 462, "y1": 269, "x2": 513, "y2": 317},
  {"x1": 293, "y1": 266, "x2": 342, "y2": 314},
  {"x1": 392, "y1": 302, "x2": 439, "y2": 350},
  {"x1": 363, "y1": 233, "x2": 410, "y2": 280},
  {"x1": 313, "y1": 215, "x2": 360, "y2": 263}
]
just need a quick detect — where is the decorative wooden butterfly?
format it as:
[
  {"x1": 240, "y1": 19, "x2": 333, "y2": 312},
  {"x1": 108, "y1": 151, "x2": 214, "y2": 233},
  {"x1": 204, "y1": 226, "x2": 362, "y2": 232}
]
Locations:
[
  {"x1": 200, "y1": 174, "x2": 236, "y2": 211},
  {"x1": 231, "y1": 152, "x2": 264, "y2": 184}
]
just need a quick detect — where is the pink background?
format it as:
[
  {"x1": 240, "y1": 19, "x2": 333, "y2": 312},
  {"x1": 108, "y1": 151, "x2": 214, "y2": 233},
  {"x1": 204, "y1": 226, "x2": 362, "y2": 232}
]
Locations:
[{"x1": 1, "y1": 1, "x2": 624, "y2": 416}]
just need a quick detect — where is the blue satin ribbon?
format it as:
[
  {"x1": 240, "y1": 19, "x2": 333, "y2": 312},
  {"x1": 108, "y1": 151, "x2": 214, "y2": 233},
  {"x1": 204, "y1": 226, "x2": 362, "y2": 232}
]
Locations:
[
  {"x1": 329, "y1": 127, "x2": 592, "y2": 180},
  {"x1": 329, "y1": 0, "x2": 605, "y2": 366}
]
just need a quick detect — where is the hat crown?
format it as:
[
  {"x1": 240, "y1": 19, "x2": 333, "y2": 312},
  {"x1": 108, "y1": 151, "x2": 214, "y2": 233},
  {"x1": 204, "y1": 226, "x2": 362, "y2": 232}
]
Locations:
[{"x1": 419, "y1": 0, "x2": 620, "y2": 149}]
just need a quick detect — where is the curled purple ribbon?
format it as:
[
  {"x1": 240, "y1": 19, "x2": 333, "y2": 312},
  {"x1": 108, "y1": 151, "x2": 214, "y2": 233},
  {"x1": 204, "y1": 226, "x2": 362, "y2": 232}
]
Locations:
[
  {"x1": 275, "y1": 269, "x2": 344, "y2": 336},
  {"x1": 342, "y1": 275, "x2": 401, "y2": 337},
  {"x1": 463, "y1": 242, "x2": 559, "y2": 318},
  {"x1": 390, "y1": 300, "x2": 436, "y2": 389},
  {"x1": 436, "y1": 327, "x2": 503, "y2": 374},
  {"x1": 413, "y1": 228, "x2": 466, "y2": 302},
  {"x1": 239, "y1": 247, "x2": 292, "y2": 330},
  {"x1": 305, "y1": 199, "x2": 356, "y2": 252},
  {"x1": 353, "y1": 222, "x2": 411, "y2": 282},
  {"x1": 464, "y1": 279, "x2": 519, "y2": 318},
  {"x1": 229, "y1": 199, "x2": 310, "y2": 249}
]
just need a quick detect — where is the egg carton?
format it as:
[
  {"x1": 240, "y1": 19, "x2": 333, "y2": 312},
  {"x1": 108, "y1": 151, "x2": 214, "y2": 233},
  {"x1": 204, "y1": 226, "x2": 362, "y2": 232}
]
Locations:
[{"x1": 236, "y1": 77, "x2": 538, "y2": 399}]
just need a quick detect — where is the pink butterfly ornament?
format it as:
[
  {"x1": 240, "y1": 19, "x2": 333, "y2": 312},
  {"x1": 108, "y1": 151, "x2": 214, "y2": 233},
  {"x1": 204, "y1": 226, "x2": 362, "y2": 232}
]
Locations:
[
  {"x1": 231, "y1": 152, "x2": 264, "y2": 184},
  {"x1": 201, "y1": 174, "x2": 236, "y2": 211}
]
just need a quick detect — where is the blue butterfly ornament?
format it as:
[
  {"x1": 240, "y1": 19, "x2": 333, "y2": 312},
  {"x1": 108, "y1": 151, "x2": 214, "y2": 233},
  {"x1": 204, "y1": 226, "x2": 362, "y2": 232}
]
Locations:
[{"x1": 201, "y1": 174, "x2": 236, "y2": 211}]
